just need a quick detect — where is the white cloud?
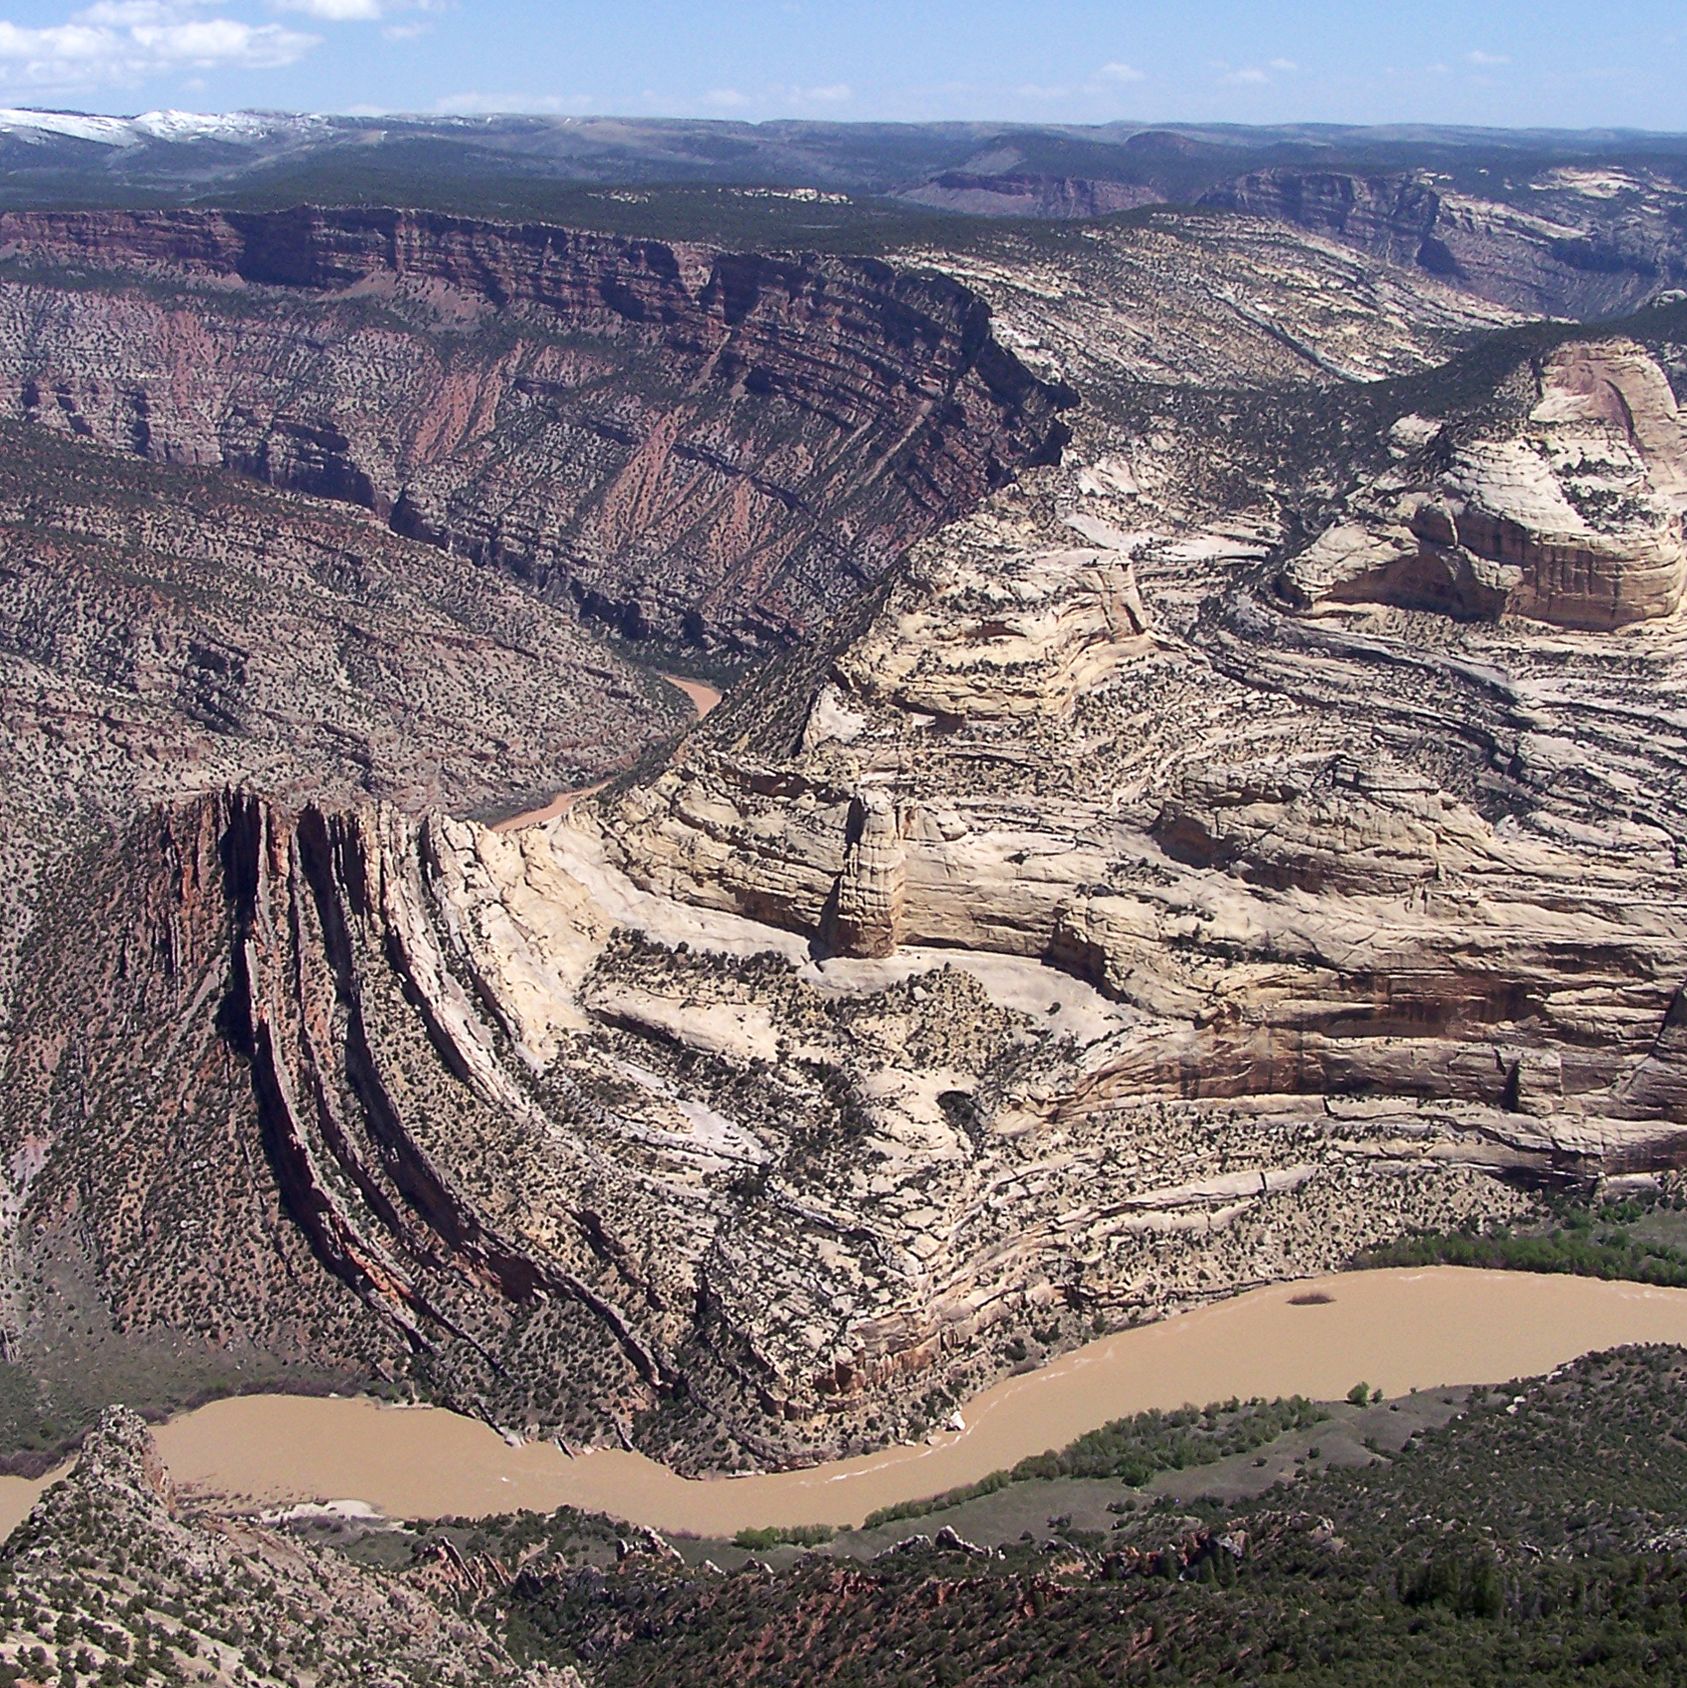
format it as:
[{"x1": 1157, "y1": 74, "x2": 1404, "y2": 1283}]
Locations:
[
  {"x1": 1097, "y1": 60, "x2": 1144, "y2": 83},
  {"x1": 1467, "y1": 49, "x2": 1510, "y2": 66},
  {"x1": 275, "y1": 0, "x2": 380, "y2": 16},
  {"x1": 273, "y1": 0, "x2": 445, "y2": 21},
  {"x1": 1268, "y1": 57, "x2": 1297, "y2": 72},
  {"x1": 77, "y1": 0, "x2": 196, "y2": 23},
  {"x1": 0, "y1": 5, "x2": 317, "y2": 92},
  {"x1": 698, "y1": 81, "x2": 850, "y2": 112},
  {"x1": 1221, "y1": 66, "x2": 1270, "y2": 85},
  {"x1": 131, "y1": 17, "x2": 313, "y2": 65}
]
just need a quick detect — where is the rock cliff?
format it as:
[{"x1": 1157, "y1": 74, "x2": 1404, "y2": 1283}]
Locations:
[
  {"x1": 0, "y1": 206, "x2": 1073, "y2": 651},
  {"x1": 1203, "y1": 167, "x2": 1687, "y2": 319},
  {"x1": 3, "y1": 205, "x2": 1685, "y2": 1476},
  {"x1": 1282, "y1": 337, "x2": 1687, "y2": 628}
]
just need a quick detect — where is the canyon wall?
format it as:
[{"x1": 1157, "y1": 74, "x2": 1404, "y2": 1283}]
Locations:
[
  {"x1": 3, "y1": 214, "x2": 1685, "y2": 1474},
  {"x1": 1203, "y1": 168, "x2": 1687, "y2": 319},
  {"x1": 0, "y1": 207, "x2": 1073, "y2": 650}
]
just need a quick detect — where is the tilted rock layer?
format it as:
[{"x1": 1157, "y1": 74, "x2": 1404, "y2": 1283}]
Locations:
[
  {"x1": 1203, "y1": 166, "x2": 1687, "y2": 318},
  {"x1": 2, "y1": 214, "x2": 1685, "y2": 1474}
]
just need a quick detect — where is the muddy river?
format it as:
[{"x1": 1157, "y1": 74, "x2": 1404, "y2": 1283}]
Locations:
[{"x1": 7, "y1": 1266, "x2": 1687, "y2": 1539}]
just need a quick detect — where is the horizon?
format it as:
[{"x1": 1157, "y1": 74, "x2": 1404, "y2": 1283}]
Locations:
[
  {"x1": 0, "y1": 1, "x2": 1679, "y2": 133},
  {"x1": 7, "y1": 102, "x2": 1687, "y2": 143}
]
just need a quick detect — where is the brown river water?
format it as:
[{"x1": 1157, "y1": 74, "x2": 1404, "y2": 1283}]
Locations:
[{"x1": 8, "y1": 1266, "x2": 1687, "y2": 1539}]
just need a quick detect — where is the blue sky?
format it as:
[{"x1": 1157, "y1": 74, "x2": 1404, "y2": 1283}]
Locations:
[{"x1": 0, "y1": 1, "x2": 1680, "y2": 130}]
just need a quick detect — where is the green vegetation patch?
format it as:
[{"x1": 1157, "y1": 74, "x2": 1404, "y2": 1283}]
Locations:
[
  {"x1": 859, "y1": 1393, "x2": 1328, "y2": 1531},
  {"x1": 1358, "y1": 1189, "x2": 1687, "y2": 1289},
  {"x1": 486, "y1": 1346, "x2": 1687, "y2": 1685}
]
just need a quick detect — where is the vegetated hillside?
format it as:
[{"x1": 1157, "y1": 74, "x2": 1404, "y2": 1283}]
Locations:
[
  {"x1": 4, "y1": 110, "x2": 1685, "y2": 204},
  {"x1": 5, "y1": 110, "x2": 1687, "y2": 317},
  {"x1": 8, "y1": 1348, "x2": 1677, "y2": 1685},
  {"x1": 0, "y1": 205, "x2": 1072, "y2": 653},
  {"x1": 0, "y1": 1407, "x2": 578, "y2": 1686},
  {"x1": 478, "y1": 1346, "x2": 1687, "y2": 1685}
]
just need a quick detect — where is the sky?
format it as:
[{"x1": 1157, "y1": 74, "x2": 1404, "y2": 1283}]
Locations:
[{"x1": 0, "y1": 0, "x2": 1681, "y2": 132}]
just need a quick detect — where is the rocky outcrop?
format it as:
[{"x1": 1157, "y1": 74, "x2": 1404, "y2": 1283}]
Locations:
[
  {"x1": 822, "y1": 791, "x2": 907, "y2": 957},
  {"x1": 1202, "y1": 168, "x2": 1687, "y2": 318},
  {"x1": 898, "y1": 172, "x2": 1161, "y2": 219},
  {"x1": 0, "y1": 207, "x2": 1073, "y2": 650},
  {"x1": 828, "y1": 513, "x2": 1155, "y2": 723},
  {"x1": 1282, "y1": 338, "x2": 1687, "y2": 628}
]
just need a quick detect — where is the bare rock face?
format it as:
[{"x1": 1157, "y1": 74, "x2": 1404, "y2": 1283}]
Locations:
[
  {"x1": 0, "y1": 206, "x2": 1073, "y2": 650},
  {"x1": 823, "y1": 791, "x2": 908, "y2": 958},
  {"x1": 828, "y1": 513, "x2": 1154, "y2": 725},
  {"x1": 898, "y1": 172, "x2": 1162, "y2": 219},
  {"x1": 1283, "y1": 338, "x2": 1687, "y2": 629},
  {"x1": 5, "y1": 206, "x2": 1687, "y2": 1479},
  {"x1": 1203, "y1": 167, "x2": 1687, "y2": 318}
]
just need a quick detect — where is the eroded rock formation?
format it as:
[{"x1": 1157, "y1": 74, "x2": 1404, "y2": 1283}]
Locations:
[
  {"x1": 0, "y1": 207, "x2": 1073, "y2": 649},
  {"x1": 1282, "y1": 338, "x2": 1687, "y2": 628},
  {"x1": 1203, "y1": 166, "x2": 1687, "y2": 318},
  {"x1": 2, "y1": 205, "x2": 1684, "y2": 1475}
]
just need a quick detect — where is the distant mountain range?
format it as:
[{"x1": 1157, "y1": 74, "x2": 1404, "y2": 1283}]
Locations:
[
  {"x1": 3, "y1": 106, "x2": 1687, "y2": 208},
  {"x1": 4, "y1": 108, "x2": 1686, "y2": 321}
]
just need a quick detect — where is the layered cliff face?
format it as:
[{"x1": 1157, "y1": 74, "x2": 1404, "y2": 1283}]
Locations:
[
  {"x1": 0, "y1": 207, "x2": 1072, "y2": 651},
  {"x1": 0, "y1": 418, "x2": 683, "y2": 1036},
  {"x1": 897, "y1": 172, "x2": 1163, "y2": 219},
  {"x1": 1282, "y1": 337, "x2": 1687, "y2": 628},
  {"x1": 907, "y1": 211, "x2": 1520, "y2": 402},
  {"x1": 4, "y1": 207, "x2": 1686, "y2": 1475},
  {"x1": 1203, "y1": 166, "x2": 1687, "y2": 319}
]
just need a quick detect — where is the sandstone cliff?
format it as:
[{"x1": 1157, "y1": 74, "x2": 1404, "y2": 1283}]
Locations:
[
  {"x1": 3, "y1": 206, "x2": 1685, "y2": 1477},
  {"x1": 1282, "y1": 337, "x2": 1687, "y2": 628},
  {"x1": 0, "y1": 206, "x2": 1072, "y2": 651},
  {"x1": 1203, "y1": 166, "x2": 1687, "y2": 319}
]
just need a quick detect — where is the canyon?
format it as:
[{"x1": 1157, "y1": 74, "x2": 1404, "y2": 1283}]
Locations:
[
  {"x1": 0, "y1": 182, "x2": 1684, "y2": 1495},
  {"x1": 0, "y1": 206, "x2": 1072, "y2": 651}
]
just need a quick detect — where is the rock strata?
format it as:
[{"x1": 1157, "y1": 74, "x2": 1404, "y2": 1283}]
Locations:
[
  {"x1": 0, "y1": 206, "x2": 1073, "y2": 649},
  {"x1": 1282, "y1": 338, "x2": 1687, "y2": 628},
  {"x1": 3, "y1": 204, "x2": 1685, "y2": 1477}
]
